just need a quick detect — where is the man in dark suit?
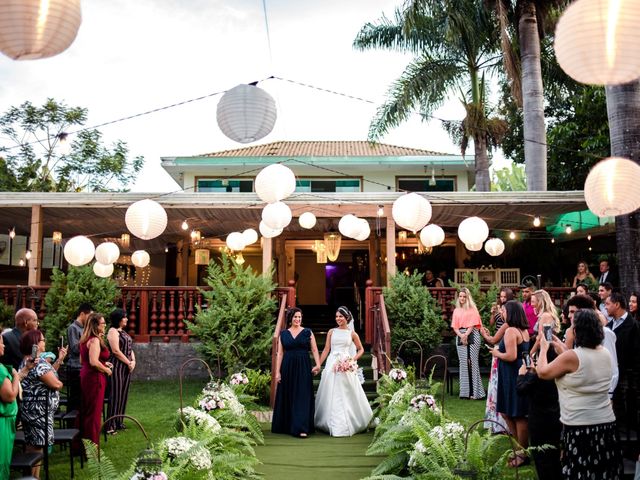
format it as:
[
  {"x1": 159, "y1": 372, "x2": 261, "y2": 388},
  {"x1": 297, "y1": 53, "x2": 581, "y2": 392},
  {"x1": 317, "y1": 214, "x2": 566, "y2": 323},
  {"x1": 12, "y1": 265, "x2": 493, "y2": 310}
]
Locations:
[
  {"x1": 0, "y1": 308, "x2": 39, "y2": 369},
  {"x1": 598, "y1": 260, "x2": 618, "y2": 287}
]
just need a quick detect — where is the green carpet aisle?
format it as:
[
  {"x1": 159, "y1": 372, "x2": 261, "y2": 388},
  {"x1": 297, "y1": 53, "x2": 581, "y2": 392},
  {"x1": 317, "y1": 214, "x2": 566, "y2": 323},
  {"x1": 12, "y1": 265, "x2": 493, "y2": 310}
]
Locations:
[{"x1": 256, "y1": 427, "x2": 382, "y2": 480}]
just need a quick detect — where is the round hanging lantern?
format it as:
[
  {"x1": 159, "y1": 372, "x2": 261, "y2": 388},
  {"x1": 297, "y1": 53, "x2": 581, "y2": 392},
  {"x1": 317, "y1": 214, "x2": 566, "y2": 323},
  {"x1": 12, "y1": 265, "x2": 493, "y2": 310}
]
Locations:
[
  {"x1": 458, "y1": 216, "x2": 489, "y2": 245},
  {"x1": 63, "y1": 235, "x2": 95, "y2": 267},
  {"x1": 298, "y1": 212, "x2": 316, "y2": 229},
  {"x1": 242, "y1": 228, "x2": 258, "y2": 246},
  {"x1": 216, "y1": 84, "x2": 277, "y2": 143},
  {"x1": 353, "y1": 219, "x2": 371, "y2": 241},
  {"x1": 338, "y1": 214, "x2": 360, "y2": 238},
  {"x1": 226, "y1": 232, "x2": 246, "y2": 252},
  {"x1": 554, "y1": 0, "x2": 640, "y2": 85},
  {"x1": 93, "y1": 262, "x2": 114, "y2": 278},
  {"x1": 420, "y1": 224, "x2": 445, "y2": 248},
  {"x1": 259, "y1": 220, "x2": 282, "y2": 238},
  {"x1": 585, "y1": 157, "x2": 640, "y2": 217},
  {"x1": 392, "y1": 193, "x2": 432, "y2": 233},
  {"x1": 484, "y1": 238, "x2": 505, "y2": 256},
  {"x1": 262, "y1": 201, "x2": 292, "y2": 230},
  {"x1": 94, "y1": 242, "x2": 120, "y2": 265},
  {"x1": 254, "y1": 164, "x2": 296, "y2": 203},
  {"x1": 0, "y1": 0, "x2": 82, "y2": 61},
  {"x1": 131, "y1": 250, "x2": 150, "y2": 268},
  {"x1": 125, "y1": 199, "x2": 167, "y2": 240},
  {"x1": 465, "y1": 242, "x2": 483, "y2": 252}
]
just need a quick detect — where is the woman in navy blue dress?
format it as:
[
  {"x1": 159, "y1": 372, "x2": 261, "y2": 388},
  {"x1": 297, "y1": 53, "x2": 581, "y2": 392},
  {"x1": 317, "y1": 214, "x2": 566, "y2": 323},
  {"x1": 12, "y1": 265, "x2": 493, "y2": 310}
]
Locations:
[{"x1": 272, "y1": 308, "x2": 321, "y2": 437}]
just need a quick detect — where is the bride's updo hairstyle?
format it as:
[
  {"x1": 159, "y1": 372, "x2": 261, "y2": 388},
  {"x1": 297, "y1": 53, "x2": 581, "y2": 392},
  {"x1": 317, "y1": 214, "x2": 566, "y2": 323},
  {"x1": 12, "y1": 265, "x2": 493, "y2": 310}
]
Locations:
[
  {"x1": 286, "y1": 307, "x2": 302, "y2": 326},
  {"x1": 337, "y1": 306, "x2": 352, "y2": 321}
]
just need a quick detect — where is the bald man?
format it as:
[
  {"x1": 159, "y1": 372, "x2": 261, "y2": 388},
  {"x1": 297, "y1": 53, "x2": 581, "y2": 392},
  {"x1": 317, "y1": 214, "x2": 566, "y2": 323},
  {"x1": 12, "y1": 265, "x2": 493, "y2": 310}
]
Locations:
[{"x1": 0, "y1": 308, "x2": 39, "y2": 370}]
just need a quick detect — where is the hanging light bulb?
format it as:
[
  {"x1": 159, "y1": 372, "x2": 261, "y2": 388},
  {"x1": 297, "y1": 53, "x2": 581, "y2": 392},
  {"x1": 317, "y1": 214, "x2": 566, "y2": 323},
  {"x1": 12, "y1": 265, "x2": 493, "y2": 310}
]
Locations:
[
  {"x1": 565, "y1": 225, "x2": 573, "y2": 234},
  {"x1": 551, "y1": 238, "x2": 556, "y2": 244},
  {"x1": 164, "y1": 246, "x2": 169, "y2": 253},
  {"x1": 587, "y1": 234, "x2": 592, "y2": 241},
  {"x1": 533, "y1": 216, "x2": 541, "y2": 227},
  {"x1": 509, "y1": 231, "x2": 516, "y2": 240},
  {"x1": 9, "y1": 228, "x2": 15, "y2": 239},
  {"x1": 589, "y1": 247, "x2": 592, "y2": 251},
  {"x1": 25, "y1": 250, "x2": 32, "y2": 260},
  {"x1": 377, "y1": 205, "x2": 384, "y2": 217},
  {"x1": 235, "y1": 252, "x2": 245, "y2": 265},
  {"x1": 181, "y1": 220, "x2": 189, "y2": 230},
  {"x1": 19, "y1": 259, "x2": 25, "y2": 267},
  {"x1": 190, "y1": 230, "x2": 201, "y2": 242}
]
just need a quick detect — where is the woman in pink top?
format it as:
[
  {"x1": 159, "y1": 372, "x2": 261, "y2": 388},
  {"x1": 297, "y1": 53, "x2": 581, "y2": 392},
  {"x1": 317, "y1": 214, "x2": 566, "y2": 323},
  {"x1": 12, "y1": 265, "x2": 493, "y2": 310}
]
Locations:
[{"x1": 451, "y1": 288, "x2": 485, "y2": 399}]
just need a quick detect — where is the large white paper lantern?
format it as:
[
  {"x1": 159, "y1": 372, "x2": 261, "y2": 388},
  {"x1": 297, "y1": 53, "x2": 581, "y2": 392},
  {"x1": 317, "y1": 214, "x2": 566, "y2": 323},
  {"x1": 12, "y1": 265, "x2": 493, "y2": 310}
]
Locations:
[
  {"x1": 259, "y1": 220, "x2": 282, "y2": 238},
  {"x1": 298, "y1": 212, "x2": 316, "y2": 229},
  {"x1": 353, "y1": 218, "x2": 371, "y2": 241},
  {"x1": 585, "y1": 157, "x2": 640, "y2": 217},
  {"x1": 94, "y1": 242, "x2": 120, "y2": 265},
  {"x1": 216, "y1": 84, "x2": 277, "y2": 143},
  {"x1": 125, "y1": 199, "x2": 167, "y2": 240},
  {"x1": 131, "y1": 250, "x2": 150, "y2": 268},
  {"x1": 555, "y1": 0, "x2": 640, "y2": 85},
  {"x1": 338, "y1": 214, "x2": 360, "y2": 238},
  {"x1": 254, "y1": 164, "x2": 296, "y2": 203},
  {"x1": 465, "y1": 242, "x2": 483, "y2": 252},
  {"x1": 392, "y1": 193, "x2": 432, "y2": 233},
  {"x1": 458, "y1": 217, "x2": 489, "y2": 245},
  {"x1": 242, "y1": 228, "x2": 258, "y2": 246},
  {"x1": 484, "y1": 238, "x2": 505, "y2": 256},
  {"x1": 226, "y1": 232, "x2": 246, "y2": 252},
  {"x1": 262, "y1": 201, "x2": 292, "y2": 230},
  {"x1": 63, "y1": 235, "x2": 95, "y2": 267},
  {"x1": 420, "y1": 224, "x2": 445, "y2": 248},
  {"x1": 0, "y1": 0, "x2": 82, "y2": 61},
  {"x1": 93, "y1": 262, "x2": 114, "y2": 278}
]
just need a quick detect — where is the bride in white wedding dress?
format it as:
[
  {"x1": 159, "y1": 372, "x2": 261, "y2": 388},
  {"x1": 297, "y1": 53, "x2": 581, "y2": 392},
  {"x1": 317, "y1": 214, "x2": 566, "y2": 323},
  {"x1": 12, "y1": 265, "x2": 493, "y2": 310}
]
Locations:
[{"x1": 315, "y1": 306, "x2": 373, "y2": 436}]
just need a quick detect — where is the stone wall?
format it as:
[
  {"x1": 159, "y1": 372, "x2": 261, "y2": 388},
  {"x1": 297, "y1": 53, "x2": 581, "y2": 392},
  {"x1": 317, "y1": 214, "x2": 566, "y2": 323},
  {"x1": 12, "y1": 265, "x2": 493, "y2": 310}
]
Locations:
[{"x1": 131, "y1": 341, "x2": 213, "y2": 381}]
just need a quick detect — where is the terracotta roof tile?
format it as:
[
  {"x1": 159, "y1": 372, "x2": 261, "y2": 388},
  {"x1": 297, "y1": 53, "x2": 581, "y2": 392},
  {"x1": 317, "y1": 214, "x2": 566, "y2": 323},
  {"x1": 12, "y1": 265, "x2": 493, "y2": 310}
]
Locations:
[{"x1": 197, "y1": 141, "x2": 452, "y2": 158}]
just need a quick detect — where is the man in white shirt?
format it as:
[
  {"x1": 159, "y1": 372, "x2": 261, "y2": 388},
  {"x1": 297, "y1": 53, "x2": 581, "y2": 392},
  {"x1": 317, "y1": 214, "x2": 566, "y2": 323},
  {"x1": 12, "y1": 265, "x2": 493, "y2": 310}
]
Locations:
[{"x1": 598, "y1": 282, "x2": 613, "y2": 322}]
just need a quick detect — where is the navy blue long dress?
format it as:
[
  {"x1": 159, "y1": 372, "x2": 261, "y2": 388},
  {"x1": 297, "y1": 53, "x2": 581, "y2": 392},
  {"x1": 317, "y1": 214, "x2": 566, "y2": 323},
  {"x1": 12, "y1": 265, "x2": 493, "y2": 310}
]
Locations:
[{"x1": 271, "y1": 328, "x2": 315, "y2": 436}]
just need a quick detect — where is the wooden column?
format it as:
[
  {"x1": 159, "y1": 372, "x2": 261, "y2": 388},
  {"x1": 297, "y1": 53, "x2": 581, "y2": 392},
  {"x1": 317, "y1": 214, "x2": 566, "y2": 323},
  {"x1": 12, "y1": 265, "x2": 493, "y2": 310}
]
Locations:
[
  {"x1": 285, "y1": 243, "x2": 295, "y2": 286},
  {"x1": 368, "y1": 235, "x2": 378, "y2": 286},
  {"x1": 385, "y1": 216, "x2": 396, "y2": 284},
  {"x1": 262, "y1": 237, "x2": 272, "y2": 278},
  {"x1": 179, "y1": 240, "x2": 189, "y2": 286},
  {"x1": 28, "y1": 205, "x2": 43, "y2": 286}
]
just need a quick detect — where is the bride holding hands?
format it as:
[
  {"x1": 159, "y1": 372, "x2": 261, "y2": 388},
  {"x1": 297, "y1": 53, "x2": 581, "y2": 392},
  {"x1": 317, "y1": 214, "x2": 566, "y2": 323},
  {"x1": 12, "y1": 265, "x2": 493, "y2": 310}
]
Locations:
[{"x1": 315, "y1": 306, "x2": 372, "y2": 436}]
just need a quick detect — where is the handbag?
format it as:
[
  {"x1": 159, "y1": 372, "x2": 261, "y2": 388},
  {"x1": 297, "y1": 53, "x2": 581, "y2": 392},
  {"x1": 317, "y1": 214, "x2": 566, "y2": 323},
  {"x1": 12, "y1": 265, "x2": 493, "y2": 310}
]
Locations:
[{"x1": 456, "y1": 328, "x2": 474, "y2": 346}]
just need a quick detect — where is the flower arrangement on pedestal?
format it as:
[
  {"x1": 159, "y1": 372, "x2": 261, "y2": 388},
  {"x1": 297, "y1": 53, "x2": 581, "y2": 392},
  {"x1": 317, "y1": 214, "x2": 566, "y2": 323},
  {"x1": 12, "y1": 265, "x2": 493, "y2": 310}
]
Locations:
[
  {"x1": 389, "y1": 367, "x2": 408, "y2": 382},
  {"x1": 198, "y1": 381, "x2": 245, "y2": 416}
]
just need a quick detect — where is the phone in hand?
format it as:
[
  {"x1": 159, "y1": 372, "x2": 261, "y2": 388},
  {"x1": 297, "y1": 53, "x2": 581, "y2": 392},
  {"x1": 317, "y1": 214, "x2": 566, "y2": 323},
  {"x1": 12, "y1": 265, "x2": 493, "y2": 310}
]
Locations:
[
  {"x1": 31, "y1": 344, "x2": 38, "y2": 361},
  {"x1": 522, "y1": 352, "x2": 532, "y2": 368},
  {"x1": 543, "y1": 324, "x2": 553, "y2": 342},
  {"x1": 484, "y1": 344, "x2": 494, "y2": 350},
  {"x1": 60, "y1": 336, "x2": 65, "y2": 349}
]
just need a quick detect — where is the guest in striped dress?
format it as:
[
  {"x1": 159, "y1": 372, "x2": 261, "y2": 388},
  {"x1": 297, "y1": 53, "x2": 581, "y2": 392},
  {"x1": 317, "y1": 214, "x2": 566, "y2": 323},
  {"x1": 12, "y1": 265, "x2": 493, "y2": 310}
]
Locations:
[
  {"x1": 451, "y1": 288, "x2": 485, "y2": 400},
  {"x1": 105, "y1": 309, "x2": 135, "y2": 434}
]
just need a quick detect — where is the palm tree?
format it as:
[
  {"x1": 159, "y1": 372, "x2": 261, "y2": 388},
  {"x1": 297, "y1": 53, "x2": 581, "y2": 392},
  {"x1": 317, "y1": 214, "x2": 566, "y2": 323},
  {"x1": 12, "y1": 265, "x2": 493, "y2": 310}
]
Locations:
[{"x1": 354, "y1": 0, "x2": 506, "y2": 192}]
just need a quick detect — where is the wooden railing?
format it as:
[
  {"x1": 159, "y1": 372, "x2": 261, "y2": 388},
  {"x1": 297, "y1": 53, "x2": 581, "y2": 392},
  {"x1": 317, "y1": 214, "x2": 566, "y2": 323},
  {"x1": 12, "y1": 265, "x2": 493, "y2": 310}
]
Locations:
[{"x1": 366, "y1": 282, "x2": 391, "y2": 376}]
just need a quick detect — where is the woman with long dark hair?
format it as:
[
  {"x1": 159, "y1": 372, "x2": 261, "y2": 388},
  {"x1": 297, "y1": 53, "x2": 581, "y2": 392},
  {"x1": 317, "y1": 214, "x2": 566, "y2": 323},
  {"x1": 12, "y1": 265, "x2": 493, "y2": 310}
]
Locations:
[
  {"x1": 272, "y1": 307, "x2": 321, "y2": 437},
  {"x1": 105, "y1": 309, "x2": 135, "y2": 434}
]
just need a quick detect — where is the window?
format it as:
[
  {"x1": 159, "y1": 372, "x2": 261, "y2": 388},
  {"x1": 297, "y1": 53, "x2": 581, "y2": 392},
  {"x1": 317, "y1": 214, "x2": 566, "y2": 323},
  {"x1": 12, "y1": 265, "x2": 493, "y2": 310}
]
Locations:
[
  {"x1": 397, "y1": 177, "x2": 455, "y2": 192},
  {"x1": 295, "y1": 179, "x2": 360, "y2": 193},
  {"x1": 197, "y1": 179, "x2": 253, "y2": 192}
]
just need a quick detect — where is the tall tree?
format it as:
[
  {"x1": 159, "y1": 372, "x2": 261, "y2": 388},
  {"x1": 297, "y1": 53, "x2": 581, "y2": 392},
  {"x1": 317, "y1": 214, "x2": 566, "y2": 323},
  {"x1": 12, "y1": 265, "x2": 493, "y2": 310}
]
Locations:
[
  {"x1": 0, "y1": 99, "x2": 143, "y2": 192},
  {"x1": 606, "y1": 81, "x2": 640, "y2": 297},
  {"x1": 354, "y1": 0, "x2": 506, "y2": 191}
]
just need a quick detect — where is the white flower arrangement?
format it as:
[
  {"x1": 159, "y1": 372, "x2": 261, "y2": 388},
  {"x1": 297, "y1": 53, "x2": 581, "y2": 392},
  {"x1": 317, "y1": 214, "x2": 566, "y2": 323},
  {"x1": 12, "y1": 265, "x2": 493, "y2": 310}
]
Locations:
[
  {"x1": 180, "y1": 406, "x2": 222, "y2": 433},
  {"x1": 429, "y1": 421, "x2": 465, "y2": 442},
  {"x1": 408, "y1": 439, "x2": 427, "y2": 467},
  {"x1": 131, "y1": 473, "x2": 168, "y2": 480},
  {"x1": 389, "y1": 367, "x2": 408, "y2": 382},
  {"x1": 409, "y1": 394, "x2": 440, "y2": 413},
  {"x1": 389, "y1": 383, "x2": 414, "y2": 406},
  {"x1": 163, "y1": 436, "x2": 212, "y2": 470},
  {"x1": 198, "y1": 381, "x2": 245, "y2": 416},
  {"x1": 229, "y1": 372, "x2": 249, "y2": 385}
]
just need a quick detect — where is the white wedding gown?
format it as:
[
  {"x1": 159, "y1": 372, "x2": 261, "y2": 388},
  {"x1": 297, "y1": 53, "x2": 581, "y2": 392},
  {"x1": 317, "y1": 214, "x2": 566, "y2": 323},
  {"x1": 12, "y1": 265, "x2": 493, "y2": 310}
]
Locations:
[{"x1": 314, "y1": 328, "x2": 373, "y2": 436}]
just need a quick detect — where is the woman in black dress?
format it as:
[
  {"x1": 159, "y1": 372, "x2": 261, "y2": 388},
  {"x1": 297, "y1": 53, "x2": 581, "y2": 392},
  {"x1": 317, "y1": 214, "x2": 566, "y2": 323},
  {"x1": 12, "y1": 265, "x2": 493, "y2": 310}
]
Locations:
[
  {"x1": 272, "y1": 307, "x2": 321, "y2": 437},
  {"x1": 105, "y1": 309, "x2": 136, "y2": 434}
]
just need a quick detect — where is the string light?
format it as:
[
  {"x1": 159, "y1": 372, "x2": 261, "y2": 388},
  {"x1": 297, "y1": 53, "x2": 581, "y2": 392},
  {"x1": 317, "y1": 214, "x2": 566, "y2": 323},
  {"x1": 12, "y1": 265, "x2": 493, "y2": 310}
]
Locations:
[
  {"x1": 565, "y1": 225, "x2": 572, "y2": 234},
  {"x1": 19, "y1": 259, "x2": 24, "y2": 266},
  {"x1": 9, "y1": 228, "x2": 15, "y2": 239},
  {"x1": 181, "y1": 220, "x2": 189, "y2": 230},
  {"x1": 376, "y1": 205, "x2": 384, "y2": 217},
  {"x1": 587, "y1": 234, "x2": 592, "y2": 241},
  {"x1": 25, "y1": 250, "x2": 31, "y2": 260},
  {"x1": 551, "y1": 238, "x2": 556, "y2": 244},
  {"x1": 509, "y1": 231, "x2": 516, "y2": 240},
  {"x1": 533, "y1": 216, "x2": 541, "y2": 227}
]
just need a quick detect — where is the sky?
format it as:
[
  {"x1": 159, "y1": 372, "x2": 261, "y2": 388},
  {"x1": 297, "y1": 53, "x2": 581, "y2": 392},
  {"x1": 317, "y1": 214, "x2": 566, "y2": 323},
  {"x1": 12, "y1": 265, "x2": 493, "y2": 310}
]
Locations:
[{"x1": 0, "y1": 0, "x2": 507, "y2": 193}]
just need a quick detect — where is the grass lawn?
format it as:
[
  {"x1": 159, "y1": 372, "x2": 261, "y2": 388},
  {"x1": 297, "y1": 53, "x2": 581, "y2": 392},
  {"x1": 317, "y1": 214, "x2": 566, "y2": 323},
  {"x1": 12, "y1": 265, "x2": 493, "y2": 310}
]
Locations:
[{"x1": 35, "y1": 378, "x2": 538, "y2": 479}]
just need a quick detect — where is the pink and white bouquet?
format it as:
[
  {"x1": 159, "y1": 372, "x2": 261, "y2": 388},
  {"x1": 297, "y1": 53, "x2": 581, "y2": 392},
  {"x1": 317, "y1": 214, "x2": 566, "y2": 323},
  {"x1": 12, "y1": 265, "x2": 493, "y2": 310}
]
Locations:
[
  {"x1": 333, "y1": 356, "x2": 358, "y2": 374},
  {"x1": 389, "y1": 368, "x2": 408, "y2": 382},
  {"x1": 409, "y1": 394, "x2": 439, "y2": 413},
  {"x1": 229, "y1": 372, "x2": 249, "y2": 385},
  {"x1": 198, "y1": 381, "x2": 245, "y2": 416}
]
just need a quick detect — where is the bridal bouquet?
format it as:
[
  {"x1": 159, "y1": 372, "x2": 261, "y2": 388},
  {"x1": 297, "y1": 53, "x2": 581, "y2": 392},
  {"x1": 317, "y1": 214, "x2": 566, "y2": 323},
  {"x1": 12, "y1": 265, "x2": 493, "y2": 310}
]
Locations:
[
  {"x1": 389, "y1": 367, "x2": 408, "y2": 382},
  {"x1": 333, "y1": 356, "x2": 358, "y2": 374}
]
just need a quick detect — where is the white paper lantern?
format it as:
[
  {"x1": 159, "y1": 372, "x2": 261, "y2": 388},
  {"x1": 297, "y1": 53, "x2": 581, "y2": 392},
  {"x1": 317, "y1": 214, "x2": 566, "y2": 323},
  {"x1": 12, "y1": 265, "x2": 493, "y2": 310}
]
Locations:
[
  {"x1": 131, "y1": 250, "x2": 150, "y2": 268},
  {"x1": 94, "y1": 242, "x2": 120, "y2": 265},
  {"x1": 353, "y1": 219, "x2": 371, "y2": 241},
  {"x1": 63, "y1": 235, "x2": 95, "y2": 267},
  {"x1": 242, "y1": 228, "x2": 258, "y2": 246},
  {"x1": 465, "y1": 242, "x2": 483, "y2": 252},
  {"x1": 125, "y1": 199, "x2": 167, "y2": 240},
  {"x1": 458, "y1": 217, "x2": 489, "y2": 245},
  {"x1": 93, "y1": 262, "x2": 114, "y2": 278},
  {"x1": 262, "y1": 201, "x2": 292, "y2": 230},
  {"x1": 298, "y1": 212, "x2": 317, "y2": 229},
  {"x1": 555, "y1": 0, "x2": 640, "y2": 85},
  {"x1": 585, "y1": 157, "x2": 640, "y2": 217},
  {"x1": 259, "y1": 220, "x2": 282, "y2": 238},
  {"x1": 420, "y1": 224, "x2": 445, "y2": 248},
  {"x1": 254, "y1": 164, "x2": 296, "y2": 203},
  {"x1": 0, "y1": 0, "x2": 82, "y2": 61},
  {"x1": 216, "y1": 84, "x2": 277, "y2": 143},
  {"x1": 226, "y1": 232, "x2": 246, "y2": 252},
  {"x1": 338, "y1": 214, "x2": 360, "y2": 238},
  {"x1": 484, "y1": 238, "x2": 505, "y2": 257},
  {"x1": 392, "y1": 193, "x2": 432, "y2": 233}
]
